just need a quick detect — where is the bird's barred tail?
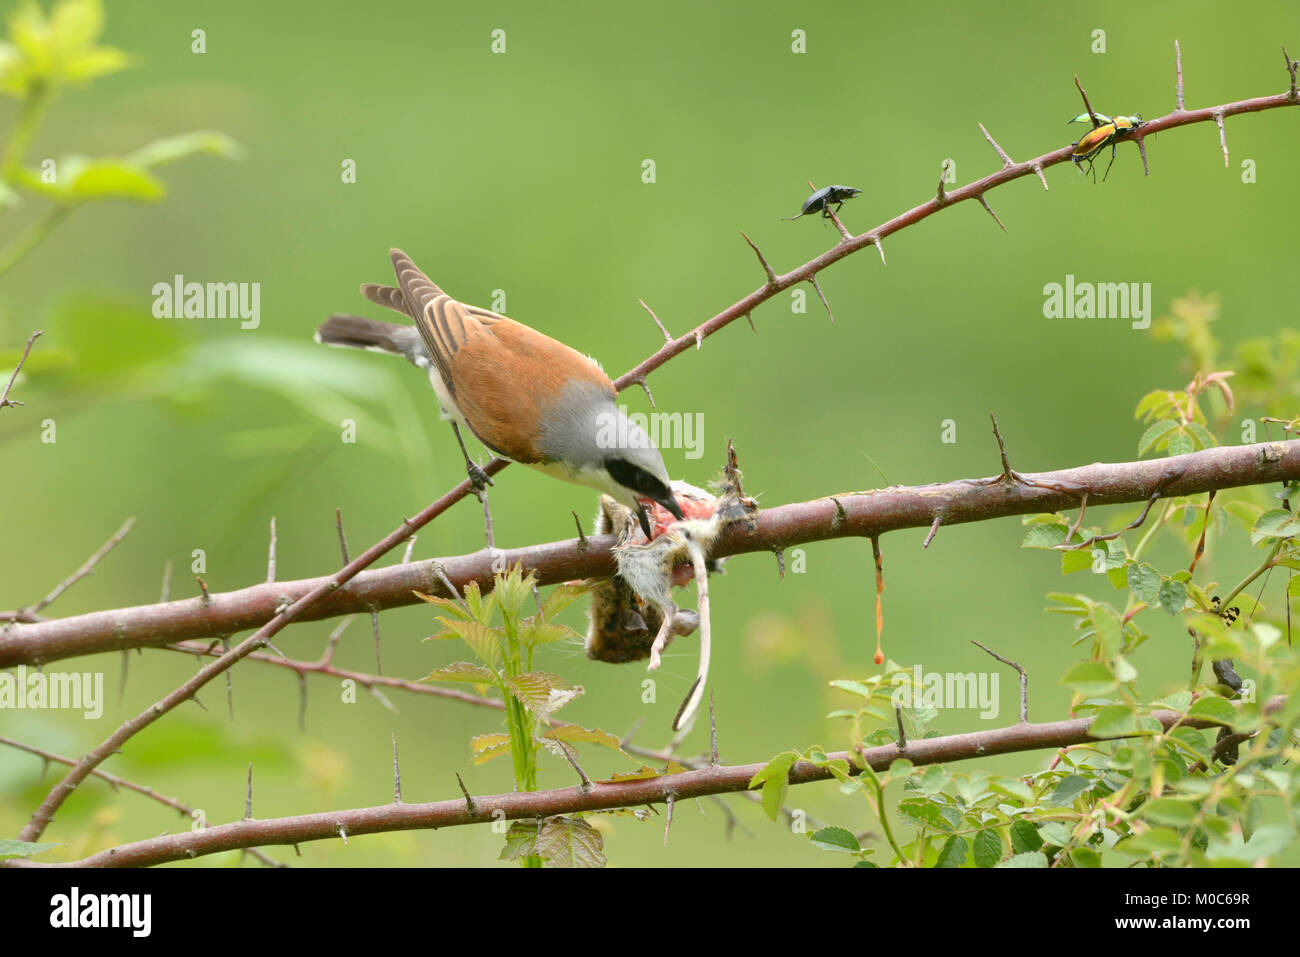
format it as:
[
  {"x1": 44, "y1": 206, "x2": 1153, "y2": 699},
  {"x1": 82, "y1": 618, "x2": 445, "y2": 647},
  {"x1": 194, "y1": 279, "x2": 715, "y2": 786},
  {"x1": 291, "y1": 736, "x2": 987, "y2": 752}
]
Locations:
[{"x1": 314, "y1": 315, "x2": 430, "y2": 368}]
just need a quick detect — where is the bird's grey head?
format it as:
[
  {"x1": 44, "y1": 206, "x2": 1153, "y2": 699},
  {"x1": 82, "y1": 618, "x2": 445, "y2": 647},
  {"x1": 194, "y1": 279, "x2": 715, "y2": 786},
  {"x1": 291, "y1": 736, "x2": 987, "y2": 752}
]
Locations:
[{"x1": 538, "y1": 381, "x2": 683, "y2": 529}]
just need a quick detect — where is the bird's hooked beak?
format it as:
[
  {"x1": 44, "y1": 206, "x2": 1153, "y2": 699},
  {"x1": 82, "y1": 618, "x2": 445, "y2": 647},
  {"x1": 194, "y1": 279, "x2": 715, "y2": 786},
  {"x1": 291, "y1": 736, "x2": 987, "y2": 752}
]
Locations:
[{"x1": 636, "y1": 490, "x2": 685, "y2": 539}]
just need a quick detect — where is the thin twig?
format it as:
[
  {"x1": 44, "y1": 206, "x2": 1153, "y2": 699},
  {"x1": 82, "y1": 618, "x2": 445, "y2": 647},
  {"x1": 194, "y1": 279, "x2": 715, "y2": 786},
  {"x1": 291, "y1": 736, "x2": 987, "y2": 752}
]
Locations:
[
  {"x1": 971, "y1": 640, "x2": 1029, "y2": 724},
  {"x1": 976, "y1": 194, "x2": 1007, "y2": 232},
  {"x1": 0, "y1": 735, "x2": 284, "y2": 867},
  {"x1": 1074, "y1": 75, "x2": 1101, "y2": 127},
  {"x1": 392, "y1": 733, "x2": 403, "y2": 803},
  {"x1": 978, "y1": 122, "x2": 1015, "y2": 166},
  {"x1": 1176, "y1": 41, "x2": 1186, "y2": 110},
  {"x1": 23, "y1": 518, "x2": 135, "y2": 617},
  {"x1": 266, "y1": 517, "x2": 277, "y2": 584},
  {"x1": 740, "y1": 231, "x2": 778, "y2": 285},
  {"x1": 639, "y1": 299, "x2": 672, "y2": 342},
  {"x1": 808, "y1": 276, "x2": 834, "y2": 322},
  {"x1": 336, "y1": 508, "x2": 351, "y2": 565},
  {"x1": 0, "y1": 329, "x2": 42, "y2": 409},
  {"x1": 923, "y1": 515, "x2": 942, "y2": 549}
]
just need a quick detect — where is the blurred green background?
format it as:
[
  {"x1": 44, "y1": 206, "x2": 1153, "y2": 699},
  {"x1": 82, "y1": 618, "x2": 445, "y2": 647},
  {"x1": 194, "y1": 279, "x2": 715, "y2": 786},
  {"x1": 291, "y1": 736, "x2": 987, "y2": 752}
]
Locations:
[{"x1": 2, "y1": 0, "x2": 1298, "y2": 866}]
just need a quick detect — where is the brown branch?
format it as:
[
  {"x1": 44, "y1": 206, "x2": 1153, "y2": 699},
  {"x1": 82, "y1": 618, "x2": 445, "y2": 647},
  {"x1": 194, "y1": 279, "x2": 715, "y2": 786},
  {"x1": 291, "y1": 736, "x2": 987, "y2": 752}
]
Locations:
[
  {"x1": 0, "y1": 518, "x2": 135, "y2": 623},
  {"x1": 7, "y1": 439, "x2": 1300, "y2": 669},
  {"x1": 0, "y1": 329, "x2": 42, "y2": 409},
  {"x1": 610, "y1": 87, "x2": 1299, "y2": 396},
  {"x1": 16, "y1": 461, "x2": 509, "y2": 843},
  {"x1": 14, "y1": 697, "x2": 1282, "y2": 868},
  {"x1": 0, "y1": 735, "x2": 284, "y2": 867}
]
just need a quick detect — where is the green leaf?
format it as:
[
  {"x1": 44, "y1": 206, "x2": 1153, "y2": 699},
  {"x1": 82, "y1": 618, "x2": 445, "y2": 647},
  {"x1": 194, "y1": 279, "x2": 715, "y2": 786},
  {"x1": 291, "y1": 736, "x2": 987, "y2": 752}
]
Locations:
[
  {"x1": 1089, "y1": 704, "x2": 1139, "y2": 737},
  {"x1": 499, "y1": 822, "x2": 537, "y2": 862},
  {"x1": 50, "y1": 0, "x2": 104, "y2": 56},
  {"x1": 1116, "y1": 826, "x2": 1182, "y2": 856},
  {"x1": 125, "y1": 130, "x2": 245, "y2": 168},
  {"x1": 421, "y1": 662, "x2": 497, "y2": 684},
  {"x1": 542, "y1": 724, "x2": 625, "y2": 753},
  {"x1": 534, "y1": 816, "x2": 605, "y2": 868},
  {"x1": 1089, "y1": 604, "x2": 1123, "y2": 649},
  {"x1": 1157, "y1": 579, "x2": 1188, "y2": 615},
  {"x1": 519, "y1": 620, "x2": 577, "y2": 648},
  {"x1": 1010, "y1": 820, "x2": 1042, "y2": 853},
  {"x1": 1167, "y1": 429, "x2": 1195, "y2": 456},
  {"x1": 413, "y1": 590, "x2": 470, "y2": 620},
  {"x1": 1137, "y1": 419, "x2": 1178, "y2": 456},
  {"x1": 1048, "y1": 774, "x2": 1091, "y2": 806},
  {"x1": 810, "y1": 826, "x2": 860, "y2": 853},
  {"x1": 470, "y1": 733, "x2": 511, "y2": 766},
  {"x1": 60, "y1": 44, "x2": 130, "y2": 83},
  {"x1": 19, "y1": 156, "x2": 164, "y2": 202},
  {"x1": 1140, "y1": 798, "x2": 1197, "y2": 827},
  {"x1": 997, "y1": 851, "x2": 1048, "y2": 868},
  {"x1": 1038, "y1": 822, "x2": 1073, "y2": 847},
  {"x1": 1070, "y1": 846, "x2": 1102, "y2": 868},
  {"x1": 935, "y1": 835, "x2": 969, "y2": 868},
  {"x1": 1152, "y1": 690, "x2": 1193, "y2": 713},
  {"x1": 494, "y1": 564, "x2": 534, "y2": 629},
  {"x1": 1134, "y1": 389, "x2": 1174, "y2": 421},
  {"x1": 1252, "y1": 508, "x2": 1300, "y2": 544},
  {"x1": 433, "y1": 618, "x2": 502, "y2": 666},
  {"x1": 1126, "y1": 563, "x2": 1161, "y2": 605},
  {"x1": 1022, "y1": 523, "x2": 1068, "y2": 549},
  {"x1": 462, "y1": 580, "x2": 495, "y2": 625},
  {"x1": 540, "y1": 582, "x2": 588, "y2": 620},
  {"x1": 749, "y1": 751, "x2": 799, "y2": 823},
  {"x1": 972, "y1": 829, "x2": 1003, "y2": 868},
  {"x1": 1060, "y1": 660, "x2": 1116, "y2": 697},
  {"x1": 1060, "y1": 547, "x2": 1093, "y2": 575},
  {"x1": 897, "y1": 798, "x2": 955, "y2": 833},
  {"x1": 0, "y1": 838, "x2": 59, "y2": 860},
  {"x1": 1206, "y1": 824, "x2": 1293, "y2": 862},
  {"x1": 505, "y1": 671, "x2": 582, "y2": 719},
  {"x1": 1188, "y1": 695, "x2": 1237, "y2": 725},
  {"x1": 0, "y1": 177, "x2": 20, "y2": 209},
  {"x1": 828, "y1": 679, "x2": 873, "y2": 698},
  {"x1": 1186, "y1": 421, "x2": 1218, "y2": 450}
]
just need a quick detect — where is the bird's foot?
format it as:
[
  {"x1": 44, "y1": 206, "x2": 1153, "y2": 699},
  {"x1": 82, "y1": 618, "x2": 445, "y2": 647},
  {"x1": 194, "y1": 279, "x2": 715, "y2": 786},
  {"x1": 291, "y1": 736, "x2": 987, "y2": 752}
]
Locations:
[{"x1": 466, "y1": 462, "x2": 494, "y2": 491}]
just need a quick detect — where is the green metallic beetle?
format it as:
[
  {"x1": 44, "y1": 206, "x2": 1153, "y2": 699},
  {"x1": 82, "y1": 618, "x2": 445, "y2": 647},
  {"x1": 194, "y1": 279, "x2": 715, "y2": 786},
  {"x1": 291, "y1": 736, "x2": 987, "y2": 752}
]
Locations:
[{"x1": 1068, "y1": 112, "x2": 1144, "y2": 181}]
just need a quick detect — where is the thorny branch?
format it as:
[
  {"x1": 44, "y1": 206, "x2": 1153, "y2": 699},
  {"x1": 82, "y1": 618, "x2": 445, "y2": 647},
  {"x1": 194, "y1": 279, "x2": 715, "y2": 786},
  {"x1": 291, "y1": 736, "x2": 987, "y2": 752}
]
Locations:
[
  {"x1": 6, "y1": 439, "x2": 1299, "y2": 667},
  {"x1": 11, "y1": 697, "x2": 1283, "y2": 868}
]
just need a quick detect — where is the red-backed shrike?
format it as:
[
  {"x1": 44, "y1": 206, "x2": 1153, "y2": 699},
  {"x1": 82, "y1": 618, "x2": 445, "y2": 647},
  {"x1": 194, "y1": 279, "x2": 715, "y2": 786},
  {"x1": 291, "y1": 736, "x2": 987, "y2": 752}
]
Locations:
[{"x1": 316, "y1": 249, "x2": 683, "y2": 536}]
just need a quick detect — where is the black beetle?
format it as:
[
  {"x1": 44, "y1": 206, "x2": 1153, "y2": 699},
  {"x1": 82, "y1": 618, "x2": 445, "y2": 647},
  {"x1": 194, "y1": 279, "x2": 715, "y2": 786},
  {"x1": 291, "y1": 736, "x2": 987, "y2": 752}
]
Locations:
[{"x1": 783, "y1": 184, "x2": 861, "y2": 220}]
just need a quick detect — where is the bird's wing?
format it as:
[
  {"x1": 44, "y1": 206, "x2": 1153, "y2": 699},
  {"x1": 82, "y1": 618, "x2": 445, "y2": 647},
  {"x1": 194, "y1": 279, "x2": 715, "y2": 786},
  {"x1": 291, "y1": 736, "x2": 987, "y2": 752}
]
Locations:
[
  {"x1": 359, "y1": 282, "x2": 417, "y2": 319},
  {"x1": 387, "y1": 248, "x2": 616, "y2": 465}
]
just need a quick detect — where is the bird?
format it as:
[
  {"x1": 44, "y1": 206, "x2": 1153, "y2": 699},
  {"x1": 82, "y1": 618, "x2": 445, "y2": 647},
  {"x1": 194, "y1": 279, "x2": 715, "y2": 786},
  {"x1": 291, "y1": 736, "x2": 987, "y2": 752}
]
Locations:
[{"x1": 315, "y1": 249, "x2": 684, "y2": 538}]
